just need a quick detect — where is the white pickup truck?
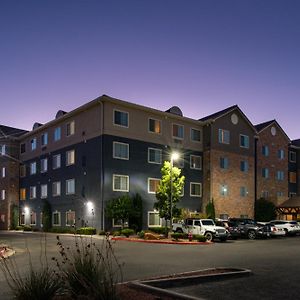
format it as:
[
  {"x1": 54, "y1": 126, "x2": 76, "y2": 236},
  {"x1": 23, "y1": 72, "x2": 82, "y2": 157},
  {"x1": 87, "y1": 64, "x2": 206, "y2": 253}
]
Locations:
[{"x1": 172, "y1": 218, "x2": 228, "y2": 242}]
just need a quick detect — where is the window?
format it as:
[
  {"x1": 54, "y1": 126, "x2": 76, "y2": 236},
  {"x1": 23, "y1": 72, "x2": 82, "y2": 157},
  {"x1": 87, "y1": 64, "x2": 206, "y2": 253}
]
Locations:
[
  {"x1": 276, "y1": 170, "x2": 284, "y2": 181},
  {"x1": 1, "y1": 167, "x2": 5, "y2": 178},
  {"x1": 148, "y1": 178, "x2": 160, "y2": 194},
  {"x1": 20, "y1": 213, "x2": 25, "y2": 225},
  {"x1": 52, "y1": 211, "x2": 61, "y2": 226},
  {"x1": 1, "y1": 214, "x2": 5, "y2": 223},
  {"x1": 148, "y1": 148, "x2": 162, "y2": 164},
  {"x1": 261, "y1": 191, "x2": 269, "y2": 198},
  {"x1": 1, "y1": 190, "x2": 5, "y2": 200},
  {"x1": 30, "y1": 162, "x2": 37, "y2": 175},
  {"x1": 240, "y1": 161, "x2": 249, "y2": 172},
  {"x1": 240, "y1": 186, "x2": 248, "y2": 197},
  {"x1": 190, "y1": 155, "x2": 202, "y2": 170},
  {"x1": 66, "y1": 211, "x2": 75, "y2": 226},
  {"x1": 20, "y1": 188, "x2": 26, "y2": 200},
  {"x1": 277, "y1": 191, "x2": 284, "y2": 197},
  {"x1": 53, "y1": 181, "x2": 61, "y2": 196},
  {"x1": 114, "y1": 110, "x2": 128, "y2": 127},
  {"x1": 218, "y1": 129, "x2": 230, "y2": 144},
  {"x1": 262, "y1": 168, "x2": 269, "y2": 178},
  {"x1": 66, "y1": 150, "x2": 75, "y2": 166},
  {"x1": 40, "y1": 158, "x2": 48, "y2": 173},
  {"x1": 290, "y1": 151, "x2": 296, "y2": 163},
  {"x1": 66, "y1": 179, "x2": 75, "y2": 195},
  {"x1": 220, "y1": 157, "x2": 229, "y2": 169},
  {"x1": 30, "y1": 186, "x2": 36, "y2": 199},
  {"x1": 41, "y1": 184, "x2": 48, "y2": 198},
  {"x1": 113, "y1": 219, "x2": 129, "y2": 228},
  {"x1": 40, "y1": 212, "x2": 43, "y2": 227},
  {"x1": 20, "y1": 143, "x2": 26, "y2": 154},
  {"x1": 53, "y1": 154, "x2": 61, "y2": 169},
  {"x1": 172, "y1": 124, "x2": 184, "y2": 139},
  {"x1": 289, "y1": 192, "x2": 297, "y2": 198},
  {"x1": 220, "y1": 185, "x2": 228, "y2": 196},
  {"x1": 54, "y1": 127, "x2": 61, "y2": 141},
  {"x1": 240, "y1": 135, "x2": 249, "y2": 148},
  {"x1": 41, "y1": 133, "x2": 48, "y2": 146},
  {"x1": 31, "y1": 138, "x2": 37, "y2": 151},
  {"x1": 113, "y1": 175, "x2": 129, "y2": 192},
  {"x1": 113, "y1": 142, "x2": 129, "y2": 160},
  {"x1": 290, "y1": 172, "x2": 297, "y2": 184},
  {"x1": 20, "y1": 165, "x2": 26, "y2": 177},
  {"x1": 66, "y1": 121, "x2": 75, "y2": 136},
  {"x1": 148, "y1": 211, "x2": 162, "y2": 227},
  {"x1": 30, "y1": 212, "x2": 36, "y2": 225},
  {"x1": 191, "y1": 128, "x2": 201, "y2": 142},
  {"x1": 0, "y1": 144, "x2": 6, "y2": 155},
  {"x1": 278, "y1": 149, "x2": 284, "y2": 159},
  {"x1": 262, "y1": 145, "x2": 269, "y2": 156},
  {"x1": 190, "y1": 183, "x2": 202, "y2": 197},
  {"x1": 149, "y1": 118, "x2": 161, "y2": 134}
]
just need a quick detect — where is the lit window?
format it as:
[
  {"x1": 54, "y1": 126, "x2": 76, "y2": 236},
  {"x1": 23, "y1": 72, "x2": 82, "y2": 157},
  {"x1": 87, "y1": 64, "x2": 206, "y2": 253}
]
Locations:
[
  {"x1": 66, "y1": 150, "x2": 75, "y2": 166},
  {"x1": 191, "y1": 128, "x2": 201, "y2": 142},
  {"x1": 30, "y1": 162, "x2": 37, "y2": 175},
  {"x1": 190, "y1": 155, "x2": 202, "y2": 170},
  {"x1": 278, "y1": 149, "x2": 284, "y2": 159},
  {"x1": 148, "y1": 148, "x2": 162, "y2": 164},
  {"x1": 172, "y1": 124, "x2": 184, "y2": 139},
  {"x1": 240, "y1": 161, "x2": 249, "y2": 172},
  {"x1": 113, "y1": 142, "x2": 129, "y2": 160},
  {"x1": 20, "y1": 188, "x2": 26, "y2": 200},
  {"x1": 66, "y1": 211, "x2": 75, "y2": 226},
  {"x1": 114, "y1": 110, "x2": 128, "y2": 127},
  {"x1": 41, "y1": 184, "x2": 48, "y2": 198},
  {"x1": 148, "y1": 178, "x2": 160, "y2": 194},
  {"x1": 149, "y1": 118, "x2": 161, "y2": 134},
  {"x1": 240, "y1": 186, "x2": 248, "y2": 197},
  {"x1": 289, "y1": 151, "x2": 296, "y2": 163},
  {"x1": 1, "y1": 167, "x2": 6, "y2": 178},
  {"x1": 30, "y1": 186, "x2": 36, "y2": 199},
  {"x1": 1, "y1": 190, "x2": 5, "y2": 200},
  {"x1": 240, "y1": 135, "x2": 249, "y2": 148},
  {"x1": 113, "y1": 175, "x2": 129, "y2": 192},
  {"x1": 220, "y1": 157, "x2": 229, "y2": 169},
  {"x1": 40, "y1": 158, "x2": 48, "y2": 173},
  {"x1": 218, "y1": 129, "x2": 230, "y2": 144},
  {"x1": 52, "y1": 211, "x2": 61, "y2": 226},
  {"x1": 262, "y1": 145, "x2": 269, "y2": 156},
  {"x1": 190, "y1": 183, "x2": 202, "y2": 197},
  {"x1": 54, "y1": 127, "x2": 61, "y2": 141},
  {"x1": 148, "y1": 211, "x2": 162, "y2": 227},
  {"x1": 53, "y1": 154, "x2": 61, "y2": 169},
  {"x1": 66, "y1": 179, "x2": 75, "y2": 195},
  {"x1": 290, "y1": 172, "x2": 297, "y2": 184},
  {"x1": 66, "y1": 121, "x2": 75, "y2": 136},
  {"x1": 1, "y1": 214, "x2": 5, "y2": 223},
  {"x1": 30, "y1": 212, "x2": 36, "y2": 225},
  {"x1": 31, "y1": 138, "x2": 37, "y2": 151},
  {"x1": 220, "y1": 185, "x2": 228, "y2": 196},
  {"x1": 276, "y1": 170, "x2": 284, "y2": 181},
  {"x1": 41, "y1": 133, "x2": 48, "y2": 146},
  {"x1": 262, "y1": 168, "x2": 269, "y2": 178},
  {"x1": 53, "y1": 181, "x2": 61, "y2": 196}
]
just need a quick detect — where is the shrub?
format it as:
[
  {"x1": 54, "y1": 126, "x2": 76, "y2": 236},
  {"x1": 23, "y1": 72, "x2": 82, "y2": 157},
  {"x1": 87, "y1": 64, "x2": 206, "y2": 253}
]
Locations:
[
  {"x1": 76, "y1": 227, "x2": 96, "y2": 235},
  {"x1": 193, "y1": 234, "x2": 207, "y2": 242},
  {"x1": 50, "y1": 227, "x2": 76, "y2": 234},
  {"x1": 15, "y1": 226, "x2": 24, "y2": 231},
  {"x1": 148, "y1": 227, "x2": 169, "y2": 235},
  {"x1": 137, "y1": 230, "x2": 145, "y2": 239},
  {"x1": 112, "y1": 231, "x2": 120, "y2": 236},
  {"x1": 23, "y1": 225, "x2": 32, "y2": 231},
  {"x1": 171, "y1": 232, "x2": 184, "y2": 240},
  {"x1": 121, "y1": 228, "x2": 135, "y2": 237},
  {"x1": 98, "y1": 230, "x2": 106, "y2": 235}
]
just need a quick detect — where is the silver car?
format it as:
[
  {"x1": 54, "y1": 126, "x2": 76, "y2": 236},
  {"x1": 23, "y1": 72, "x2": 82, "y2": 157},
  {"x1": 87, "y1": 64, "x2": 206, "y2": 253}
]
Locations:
[{"x1": 269, "y1": 220, "x2": 300, "y2": 236}]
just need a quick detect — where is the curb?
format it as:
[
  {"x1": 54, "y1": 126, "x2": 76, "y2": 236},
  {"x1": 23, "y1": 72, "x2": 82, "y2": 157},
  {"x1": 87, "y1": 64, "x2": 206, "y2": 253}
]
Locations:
[{"x1": 111, "y1": 237, "x2": 212, "y2": 245}]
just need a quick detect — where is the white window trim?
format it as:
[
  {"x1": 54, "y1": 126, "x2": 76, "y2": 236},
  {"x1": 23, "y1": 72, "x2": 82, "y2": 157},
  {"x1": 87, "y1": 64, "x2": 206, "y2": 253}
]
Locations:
[
  {"x1": 65, "y1": 210, "x2": 76, "y2": 227},
  {"x1": 113, "y1": 109, "x2": 129, "y2": 128},
  {"x1": 147, "y1": 211, "x2": 162, "y2": 227},
  {"x1": 218, "y1": 129, "x2": 230, "y2": 144},
  {"x1": 30, "y1": 162, "x2": 37, "y2": 175},
  {"x1": 190, "y1": 128, "x2": 201, "y2": 143},
  {"x1": 52, "y1": 211, "x2": 61, "y2": 226},
  {"x1": 66, "y1": 150, "x2": 75, "y2": 166},
  {"x1": 240, "y1": 134, "x2": 249, "y2": 149},
  {"x1": 190, "y1": 182, "x2": 202, "y2": 197},
  {"x1": 1, "y1": 167, "x2": 6, "y2": 178},
  {"x1": 190, "y1": 155, "x2": 202, "y2": 170},
  {"x1": 52, "y1": 181, "x2": 61, "y2": 197},
  {"x1": 40, "y1": 158, "x2": 48, "y2": 173},
  {"x1": 29, "y1": 186, "x2": 36, "y2": 199},
  {"x1": 148, "y1": 117, "x2": 162, "y2": 135},
  {"x1": 1, "y1": 190, "x2": 5, "y2": 200},
  {"x1": 41, "y1": 133, "x2": 48, "y2": 146},
  {"x1": 66, "y1": 179, "x2": 75, "y2": 195},
  {"x1": 113, "y1": 174, "x2": 129, "y2": 192},
  {"x1": 53, "y1": 154, "x2": 61, "y2": 169},
  {"x1": 20, "y1": 212, "x2": 26, "y2": 225},
  {"x1": 54, "y1": 127, "x2": 61, "y2": 142},
  {"x1": 66, "y1": 120, "x2": 75, "y2": 137},
  {"x1": 30, "y1": 212, "x2": 37, "y2": 225},
  {"x1": 172, "y1": 123, "x2": 184, "y2": 140},
  {"x1": 148, "y1": 148, "x2": 162, "y2": 164},
  {"x1": 148, "y1": 178, "x2": 161, "y2": 194},
  {"x1": 289, "y1": 151, "x2": 296, "y2": 163},
  {"x1": 289, "y1": 192, "x2": 297, "y2": 198},
  {"x1": 112, "y1": 218, "x2": 129, "y2": 228},
  {"x1": 40, "y1": 184, "x2": 48, "y2": 199},
  {"x1": 31, "y1": 137, "x2": 37, "y2": 151},
  {"x1": 113, "y1": 141, "x2": 129, "y2": 160}
]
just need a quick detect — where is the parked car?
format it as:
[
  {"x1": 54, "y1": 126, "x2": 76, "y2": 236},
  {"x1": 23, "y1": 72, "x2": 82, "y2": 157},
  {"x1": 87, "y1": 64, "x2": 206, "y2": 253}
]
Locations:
[
  {"x1": 262, "y1": 223, "x2": 285, "y2": 237},
  {"x1": 215, "y1": 220, "x2": 241, "y2": 239},
  {"x1": 228, "y1": 218, "x2": 270, "y2": 240},
  {"x1": 269, "y1": 220, "x2": 300, "y2": 236}
]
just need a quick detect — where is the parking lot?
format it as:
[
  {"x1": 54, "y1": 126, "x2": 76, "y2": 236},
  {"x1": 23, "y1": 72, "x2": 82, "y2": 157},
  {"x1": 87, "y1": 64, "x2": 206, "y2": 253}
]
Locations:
[{"x1": 1, "y1": 231, "x2": 300, "y2": 299}]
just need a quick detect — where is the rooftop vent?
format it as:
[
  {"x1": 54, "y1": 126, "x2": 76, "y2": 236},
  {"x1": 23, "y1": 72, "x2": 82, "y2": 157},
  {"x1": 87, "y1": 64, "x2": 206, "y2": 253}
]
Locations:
[
  {"x1": 32, "y1": 122, "x2": 43, "y2": 130},
  {"x1": 55, "y1": 110, "x2": 67, "y2": 119},
  {"x1": 165, "y1": 106, "x2": 183, "y2": 117}
]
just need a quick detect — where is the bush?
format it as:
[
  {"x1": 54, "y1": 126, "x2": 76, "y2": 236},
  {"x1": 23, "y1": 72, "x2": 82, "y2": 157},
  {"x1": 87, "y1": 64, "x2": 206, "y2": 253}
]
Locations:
[
  {"x1": 171, "y1": 232, "x2": 185, "y2": 240},
  {"x1": 148, "y1": 227, "x2": 169, "y2": 235},
  {"x1": 50, "y1": 227, "x2": 76, "y2": 234},
  {"x1": 193, "y1": 234, "x2": 207, "y2": 242},
  {"x1": 112, "y1": 231, "x2": 120, "y2": 236},
  {"x1": 15, "y1": 226, "x2": 24, "y2": 231},
  {"x1": 137, "y1": 230, "x2": 145, "y2": 239},
  {"x1": 76, "y1": 227, "x2": 96, "y2": 235},
  {"x1": 23, "y1": 225, "x2": 33, "y2": 231},
  {"x1": 120, "y1": 228, "x2": 135, "y2": 237},
  {"x1": 98, "y1": 230, "x2": 106, "y2": 235}
]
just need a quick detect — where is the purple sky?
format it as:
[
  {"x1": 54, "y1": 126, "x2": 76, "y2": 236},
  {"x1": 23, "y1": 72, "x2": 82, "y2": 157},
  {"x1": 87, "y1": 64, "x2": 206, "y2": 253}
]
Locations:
[{"x1": 1, "y1": 1, "x2": 300, "y2": 139}]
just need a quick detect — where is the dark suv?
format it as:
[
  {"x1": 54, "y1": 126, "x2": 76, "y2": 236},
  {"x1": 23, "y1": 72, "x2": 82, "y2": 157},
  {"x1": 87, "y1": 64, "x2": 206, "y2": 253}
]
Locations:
[{"x1": 229, "y1": 218, "x2": 270, "y2": 240}]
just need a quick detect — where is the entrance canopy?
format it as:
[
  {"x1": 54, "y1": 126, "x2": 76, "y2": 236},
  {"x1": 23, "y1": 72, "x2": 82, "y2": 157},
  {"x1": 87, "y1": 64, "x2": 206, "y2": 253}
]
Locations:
[{"x1": 277, "y1": 197, "x2": 300, "y2": 216}]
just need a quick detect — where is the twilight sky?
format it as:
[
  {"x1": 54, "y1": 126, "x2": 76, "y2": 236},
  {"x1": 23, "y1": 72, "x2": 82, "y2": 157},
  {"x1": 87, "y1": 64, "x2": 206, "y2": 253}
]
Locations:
[{"x1": 1, "y1": 1, "x2": 300, "y2": 139}]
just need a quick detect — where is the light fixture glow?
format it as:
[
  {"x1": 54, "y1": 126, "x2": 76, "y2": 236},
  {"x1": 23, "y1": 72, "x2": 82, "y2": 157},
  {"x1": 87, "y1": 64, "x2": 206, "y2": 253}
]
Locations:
[
  {"x1": 171, "y1": 152, "x2": 179, "y2": 161},
  {"x1": 24, "y1": 206, "x2": 29, "y2": 213},
  {"x1": 86, "y1": 201, "x2": 94, "y2": 210}
]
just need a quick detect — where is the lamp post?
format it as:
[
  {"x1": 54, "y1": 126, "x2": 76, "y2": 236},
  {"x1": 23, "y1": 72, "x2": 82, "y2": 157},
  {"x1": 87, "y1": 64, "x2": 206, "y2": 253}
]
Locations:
[{"x1": 170, "y1": 152, "x2": 179, "y2": 233}]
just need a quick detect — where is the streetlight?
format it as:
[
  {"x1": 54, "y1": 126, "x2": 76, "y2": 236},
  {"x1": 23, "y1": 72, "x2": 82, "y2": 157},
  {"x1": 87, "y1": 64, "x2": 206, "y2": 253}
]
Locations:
[{"x1": 170, "y1": 152, "x2": 179, "y2": 233}]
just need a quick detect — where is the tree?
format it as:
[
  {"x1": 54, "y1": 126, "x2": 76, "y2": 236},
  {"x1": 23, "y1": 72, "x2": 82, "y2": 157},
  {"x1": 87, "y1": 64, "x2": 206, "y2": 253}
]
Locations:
[
  {"x1": 205, "y1": 199, "x2": 215, "y2": 219},
  {"x1": 154, "y1": 161, "x2": 185, "y2": 229},
  {"x1": 42, "y1": 200, "x2": 52, "y2": 232},
  {"x1": 255, "y1": 198, "x2": 277, "y2": 221},
  {"x1": 106, "y1": 194, "x2": 135, "y2": 229},
  {"x1": 129, "y1": 193, "x2": 143, "y2": 231},
  {"x1": 10, "y1": 204, "x2": 19, "y2": 230}
]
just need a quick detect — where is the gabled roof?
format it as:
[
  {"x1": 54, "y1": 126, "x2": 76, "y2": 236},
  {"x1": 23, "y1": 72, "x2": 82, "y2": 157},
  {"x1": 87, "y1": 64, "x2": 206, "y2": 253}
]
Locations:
[
  {"x1": 254, "y1": 119, "x2": 290, "y2": 142},
  {"x1": 277, "y1": 196, "x2": 300, "y2": 208},
  {"x1": 0, "y1": 125, "x2": 27, "y2": 140},
  {"x1": 291, "y1": 139, "x2": 300, "y2": 148},
  {"x1": 199, "y1": 104, "x2": 257, "y2": 133}
]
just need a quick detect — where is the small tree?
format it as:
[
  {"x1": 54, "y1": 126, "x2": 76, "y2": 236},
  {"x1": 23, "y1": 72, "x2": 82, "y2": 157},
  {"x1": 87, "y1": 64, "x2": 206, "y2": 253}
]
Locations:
[
  {"x1": 10, "y1": 204, "x2": 19, "y2": 230},
  {"x1": 106, "y1": 194, "x2": 134, "y2": 229},
  {"x1": 255, "y1": 198, "x2": 277, "y2": 221},
  {"x1": 129, "y1": 193, "x2": 143, "y2": 231},
  {"x1": 206, "y1": 199, "x2": 215, "y2": 219},
  {"x1": 42, "y1": 200, "x2": 52, "y2": 232},
  {"x1": 154, "y1": 161, "x2": 185, "y2": 232}
]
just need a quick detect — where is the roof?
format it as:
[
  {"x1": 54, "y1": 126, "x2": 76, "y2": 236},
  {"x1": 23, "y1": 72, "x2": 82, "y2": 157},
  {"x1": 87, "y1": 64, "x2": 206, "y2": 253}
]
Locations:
[
  {"x1": 254, "y1": 119, "x2": 290, "y2": 142},
  {"x1": 277, "y1": 196, "x2": 300, "y2": 208},
  {"x1": 0, "y1": 125, "x2": 27, "y2": 140},
  {"x1": 291, "y1": 139, "x2": 300, "y2": 147}
]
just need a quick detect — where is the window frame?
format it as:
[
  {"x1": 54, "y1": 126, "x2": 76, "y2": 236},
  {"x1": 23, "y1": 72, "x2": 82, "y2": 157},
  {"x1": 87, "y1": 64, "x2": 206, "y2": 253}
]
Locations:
[
  {"x1": 52, "y1": 211, "x2": 61, "y2": 226},
  {"x1": 41, "y1": 133, "x2": 48, "y2": 146},
  {"x1": 113, "y1": 174, "x2": 129, "y2": 192},
  {"x1": 66, "y1": 150, "x2": 75, "y2": 166},
  {"x1": 190, "y1": 128, "x2": 201, "y2": 142},
  {"x1": 29, "y1": 186, "x2": 36, "y2": 199},
  {"x1": 289, "y1": 151, "x2": 297, "y2": 163},
  {"x1": 220, "y1": 157, "x2": 229, "y2": 169},
  {"x1": 113, "y1": 142, "x2": 129, "y2": 160},
  {"x1": 113, "y1": 109, "x2": 129, "y2": 128},
  {"x1": 172, "y1": 123, "x2": 184, "y2": 140},
  {"x1": 20, "y1": 188, "x2": 26, "y2": 200},
  {"x1": 30, "y1": 161, "x2": 37, "y2": 175},
  {"x1": 40, "y1": 184, "x2": 48, "y2": 199},
  {"x1": 148, "y1": 148, "x2": 162, "y2": 164},
  {"x1": 148, "y1": 178, "x2": 161, "y2": 194},
  {"x1": 218, "y1": 129, "x2": 230, "y2": 144},
  {"x1": 53, "y1": 154, "x2": 61, "y2": 169},
  {"x1": 190, "y1": 155, "x2": 202, "y2": 170},
  {"x1": 148, "y1": 118, "x2": 162, "y2": 134},
  {"x1": 40, "y1": 158, "x2": 48, "y2": 173},
  {"x1": 66, "y1": 210, "x2": 76, "y2": 226},
  {"x1": 66, "y1": 179, "x2": 75, "y2": 195},
  {"x1": 66, "y1": 120, "x2": 75, "y2": 136},
  {"x1": 52, "y1": 181, "x2": 61, "y2": 197},
  {"x1": 190, "y1": 182, "x2": 202, "y2": 197},
  {"x1": 240, "y1": 134, "x2": 249, "y2": 149},
  {"x1": 31, "y1": 138, "x2": 37, "y2": 151},
  {"x1": 148, "y1": 211, "x2": 162, "y2": 227}
]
